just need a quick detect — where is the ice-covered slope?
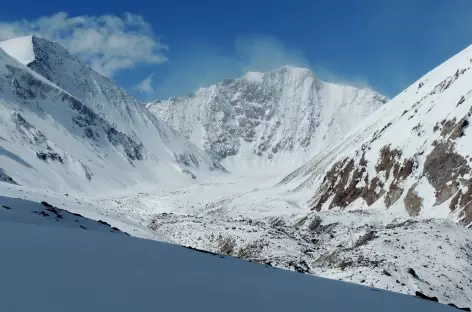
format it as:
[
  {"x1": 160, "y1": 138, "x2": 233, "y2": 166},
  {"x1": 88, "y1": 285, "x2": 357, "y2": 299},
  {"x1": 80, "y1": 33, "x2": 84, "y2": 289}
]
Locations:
[
  {"x1": 281, "y1": 43, "x2": 472, "y2": 227},
  {"x1": 0, "y1": 209, "x2": 458, "y2": 312},
  {"x1": 147, "y1": 66, "x2": 387, "y2": 174},
  {"x1": 0, "y1": 36, "x2": 225, "y2": 195}
]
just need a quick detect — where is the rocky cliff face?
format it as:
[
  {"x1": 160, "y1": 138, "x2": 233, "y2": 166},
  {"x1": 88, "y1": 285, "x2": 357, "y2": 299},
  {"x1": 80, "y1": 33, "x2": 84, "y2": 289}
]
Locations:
[
  {"x1": 147, "y1": 66, "x2": 387, "y2": 173},
  {"x1": 281, "y1": 43, "x2": 472, "y2": 227}
]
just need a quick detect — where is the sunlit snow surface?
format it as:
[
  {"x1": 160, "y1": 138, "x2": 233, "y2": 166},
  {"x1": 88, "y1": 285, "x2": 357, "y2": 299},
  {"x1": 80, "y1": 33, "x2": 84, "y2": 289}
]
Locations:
[{"x1": 0, "y1": 213, "x2": 456, "y2": 312}]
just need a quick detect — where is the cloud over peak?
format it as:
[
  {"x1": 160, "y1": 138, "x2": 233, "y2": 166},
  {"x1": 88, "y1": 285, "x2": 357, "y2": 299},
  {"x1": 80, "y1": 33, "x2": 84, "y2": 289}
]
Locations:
[
  {"x1": 133, "y1": 73, "x2": 156, "y2": 94},
  {"x1": 0, "y1": 12, "x2": 168, "y2": 77}
]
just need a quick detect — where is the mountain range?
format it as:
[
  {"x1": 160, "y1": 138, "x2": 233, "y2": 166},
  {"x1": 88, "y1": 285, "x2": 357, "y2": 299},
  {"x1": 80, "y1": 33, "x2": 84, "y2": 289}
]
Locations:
[{"x1": 0, "y1": 35, "x2": 471, "y2": 311}]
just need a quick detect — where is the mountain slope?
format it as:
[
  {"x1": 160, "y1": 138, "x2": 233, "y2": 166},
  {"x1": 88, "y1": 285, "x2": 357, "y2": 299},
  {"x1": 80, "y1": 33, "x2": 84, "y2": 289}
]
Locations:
[
  {"x1": 280, "y1": 43, "x2": 472, "y2": 227},
  {"x1": 0, "y1": 36, "x2": 225, "y2": 195},
  {"x1": 0, "y1": 207, "x2": 458, "y2": 311},
  {"x1": 147, "y1": 66, "x2": 387, "y2": 174},
  {"x1": 0, "y1": 195, "x2": 131, "y2": 236}
]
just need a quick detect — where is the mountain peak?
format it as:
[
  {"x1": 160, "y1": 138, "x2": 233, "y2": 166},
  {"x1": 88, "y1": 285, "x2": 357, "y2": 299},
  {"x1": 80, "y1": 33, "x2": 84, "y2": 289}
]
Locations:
[
  {"x1": 0, "y1": 35, "x2": 36, "y2": 65},
  {"x1": 0, "y1": 35, "x2": 84, "y2": 66},
  {"x1": 0, "y1": 33, "x2": 226, "y2": 194},
  {"x1": 241, "y1": 66, "x2": 315, "y2": 84},
  {"x1": 274, "y1": 64, "x2": 311, "y2": 73},
  {"x1": 0, "y1": 35, "x2": 75, "y2": 70},
  {"x1": 148, "y1": 65, "x2": 386, "y2": 174},
  {"x1": 242, "y1": 71, "x2": 264, "y2": 83}
]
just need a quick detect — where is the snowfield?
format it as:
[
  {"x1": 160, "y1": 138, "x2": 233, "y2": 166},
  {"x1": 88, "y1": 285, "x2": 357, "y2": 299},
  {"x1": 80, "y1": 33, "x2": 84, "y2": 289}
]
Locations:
[{"x1": 0, "y1": 212, "x2": 460, "y2": 312}]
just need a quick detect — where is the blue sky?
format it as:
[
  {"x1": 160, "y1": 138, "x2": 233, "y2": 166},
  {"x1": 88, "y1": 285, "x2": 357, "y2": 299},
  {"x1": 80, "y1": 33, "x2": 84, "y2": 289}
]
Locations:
[{"x1": 1, "y1": 1, "x2": 472, "y2": 101}]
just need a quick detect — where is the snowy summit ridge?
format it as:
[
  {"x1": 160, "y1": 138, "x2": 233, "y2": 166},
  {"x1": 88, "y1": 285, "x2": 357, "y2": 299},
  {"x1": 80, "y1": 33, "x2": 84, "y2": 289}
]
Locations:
[{"x1": 147, "y1": 65, "x2": 388, "y2": 174}]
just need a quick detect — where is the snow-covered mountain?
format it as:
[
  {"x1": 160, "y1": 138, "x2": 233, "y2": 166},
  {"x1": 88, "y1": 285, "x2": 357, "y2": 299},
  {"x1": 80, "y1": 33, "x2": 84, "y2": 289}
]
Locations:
[
  {"x1": 0, "y1": 36, "x2": 225, "y2": 195},
  {"x1": 280, "y1": 43, "x2": 472, "y2": 228},
  {"x1": 147, "y1": 67, "x2": 387, "y2": 174},
  {"x1": 1, "y1": 34, "x2": 471, "y2": 311}
]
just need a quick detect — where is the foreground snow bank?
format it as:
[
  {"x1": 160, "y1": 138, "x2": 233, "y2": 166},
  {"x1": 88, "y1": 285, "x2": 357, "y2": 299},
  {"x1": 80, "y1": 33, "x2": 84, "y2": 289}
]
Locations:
[{"x1": 0, "y1": 222, "x2": 456, "y2": 312}]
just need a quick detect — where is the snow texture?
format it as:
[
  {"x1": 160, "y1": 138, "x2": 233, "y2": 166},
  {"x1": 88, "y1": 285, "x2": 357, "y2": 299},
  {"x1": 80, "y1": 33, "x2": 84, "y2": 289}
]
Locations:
[{"x1": 0, "y1": 214, "x2": 458, "y2": 312}]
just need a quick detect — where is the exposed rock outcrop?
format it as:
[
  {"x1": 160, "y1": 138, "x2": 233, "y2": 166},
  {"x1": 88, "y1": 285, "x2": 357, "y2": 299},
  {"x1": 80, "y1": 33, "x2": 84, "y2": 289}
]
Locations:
[{"x1": 404, "y1": 183, "x2": 423, "y2": 217}]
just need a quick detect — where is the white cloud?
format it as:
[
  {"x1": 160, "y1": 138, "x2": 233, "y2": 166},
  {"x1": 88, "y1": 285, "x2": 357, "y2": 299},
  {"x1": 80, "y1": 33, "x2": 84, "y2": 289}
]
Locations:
[
  {"x1": 149, "y1": 36, "x2": 311, "y2": 100},
  {"x1": 0, "y1": 12, "x2": 168, "y2": 77},
  {"x1": 133, "y1": 73, "x2": 155, "y2": 93},
  {"x1": 145, "y1": 35, "x2": 377, "y2": 100},
  {"x1": 235, "y1": 36, "x2": 309, "y2": 73}
]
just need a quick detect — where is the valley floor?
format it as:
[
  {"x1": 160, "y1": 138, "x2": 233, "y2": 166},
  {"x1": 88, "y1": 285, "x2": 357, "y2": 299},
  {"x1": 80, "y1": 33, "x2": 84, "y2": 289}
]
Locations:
[{"x1": 1, "y1": 172, "x2": 471, "y2": 310}]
